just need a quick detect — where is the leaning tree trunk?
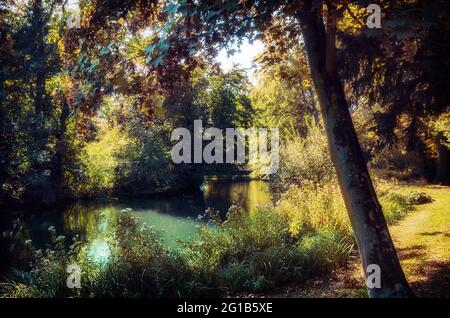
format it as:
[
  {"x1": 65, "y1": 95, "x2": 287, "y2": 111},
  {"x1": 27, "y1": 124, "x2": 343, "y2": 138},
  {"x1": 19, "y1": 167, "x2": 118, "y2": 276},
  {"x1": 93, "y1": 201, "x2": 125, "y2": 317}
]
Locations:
[
  {"x1": 296, "y1": 3, "x2": 413, "y2": 297},
  {"x1": 435, "y1": 134, "x2": 449, "y2": 185}
]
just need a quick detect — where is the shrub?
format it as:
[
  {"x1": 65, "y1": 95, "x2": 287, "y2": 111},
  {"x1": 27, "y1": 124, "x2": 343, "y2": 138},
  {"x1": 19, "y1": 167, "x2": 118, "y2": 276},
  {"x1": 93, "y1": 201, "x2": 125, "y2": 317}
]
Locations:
[
  {"x1": 379, "y1": 192, "x2": 414, "y2": 225},
  {"x1": 270, "y1": 125, "x2": 335, "y2": 195},
  {"x1": 405, "y1": 191, "x2": 432, "y2": 205},
  {"x1": 1, "y1": 226, "x2": 83, "y2": 298},
  {"x1": 379, "y1": 190, "x2": 432, "y2": 224},
  {"x1": 370, "y1": 148, "x2": 427, "y2": 181},
  {"x1": 114, "y1": 124, "x2": 194, "y2": 195}
]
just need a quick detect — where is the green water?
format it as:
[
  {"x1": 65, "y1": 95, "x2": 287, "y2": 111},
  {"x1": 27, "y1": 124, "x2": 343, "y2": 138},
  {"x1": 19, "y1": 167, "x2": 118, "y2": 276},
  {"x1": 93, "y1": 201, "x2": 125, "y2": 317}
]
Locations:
[{"x1": 2, "y1": 179, "x2": 271, "y2": 268}]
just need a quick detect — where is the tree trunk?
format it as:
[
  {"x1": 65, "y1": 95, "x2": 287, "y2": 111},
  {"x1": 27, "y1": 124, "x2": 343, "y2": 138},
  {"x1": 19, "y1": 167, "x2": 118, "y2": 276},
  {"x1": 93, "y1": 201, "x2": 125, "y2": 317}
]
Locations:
[
  {"x1": 435, "y1": 134, "x2": 449, "y2": 185},
  {"x1": 297, "y1": 2, "x2": 413, "y2": 297}
]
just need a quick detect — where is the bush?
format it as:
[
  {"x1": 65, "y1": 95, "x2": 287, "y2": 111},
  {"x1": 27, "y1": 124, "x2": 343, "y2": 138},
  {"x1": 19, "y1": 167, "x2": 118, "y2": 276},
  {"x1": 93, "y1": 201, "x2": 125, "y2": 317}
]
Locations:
[
  {"x1": 182, "y1": 205, "x2": 300, "y2": 293},
  {"x1": 1, "y1": 226, "x2": 83, "y2": 298},
  {"x1": 405, "y1": 191, "x2": 432, "y2": 205},
  {"x1": 370, "y1": 148, "x2": 427, "y2": 181},
  {"x1": 114, "y1": 124, "x2": 201, "y2": 195},
  {"x1": 378, "y1": 189, "x2": 432, "y2": 225},
  {"x1": 270, "y1": 125, "x2": 335, "y2": 195},
  {"x1": 378, "y1": 189, "x2": 432, "y2": 224},
  {"x1": 379, "y1": 192, "x2": 411, "y2": 224}
]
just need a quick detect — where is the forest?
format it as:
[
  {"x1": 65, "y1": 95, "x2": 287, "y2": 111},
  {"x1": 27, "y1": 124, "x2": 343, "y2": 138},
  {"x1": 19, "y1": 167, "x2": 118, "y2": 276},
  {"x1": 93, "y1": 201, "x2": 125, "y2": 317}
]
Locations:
[{"x1": 0, "y1": 0, "x2": 449, "y2": 299}]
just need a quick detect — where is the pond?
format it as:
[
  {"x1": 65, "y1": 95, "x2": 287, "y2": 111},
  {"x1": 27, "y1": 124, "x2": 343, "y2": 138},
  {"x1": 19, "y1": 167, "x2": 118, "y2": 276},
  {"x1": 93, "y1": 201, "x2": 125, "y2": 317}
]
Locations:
[{"x1": 0, "y1": 179, "x2": 271, "y2": 272}]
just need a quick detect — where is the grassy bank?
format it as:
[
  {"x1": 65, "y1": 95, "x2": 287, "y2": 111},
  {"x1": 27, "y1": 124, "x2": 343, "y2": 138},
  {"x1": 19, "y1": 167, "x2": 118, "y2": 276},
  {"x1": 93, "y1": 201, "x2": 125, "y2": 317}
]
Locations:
[
  {"x1": 268, "y1": 185, "x2": 449, "y2": 298},
  {"x1": 0, "y1": 183, "x2": 424, "y2": 298},
  {"x1": 389, "y1": 186, "x2": 450, "y2": 297}
]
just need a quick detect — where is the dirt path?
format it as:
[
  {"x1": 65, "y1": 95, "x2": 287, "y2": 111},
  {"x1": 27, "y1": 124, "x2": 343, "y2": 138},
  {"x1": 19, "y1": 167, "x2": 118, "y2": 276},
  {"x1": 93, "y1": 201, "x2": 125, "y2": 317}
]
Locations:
[{"x1": 248, "y1": 185, "x2": 450, "y2": 298}]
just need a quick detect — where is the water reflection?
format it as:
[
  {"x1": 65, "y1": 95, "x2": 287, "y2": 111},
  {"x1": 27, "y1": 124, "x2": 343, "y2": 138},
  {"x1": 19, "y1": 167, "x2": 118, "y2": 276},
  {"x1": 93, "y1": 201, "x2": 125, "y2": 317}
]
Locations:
[
  {"x1": 204, "y1": 180, "x2": 271, "y2": 213},
  {"x1": 2, "y1": 180, "x2": 271, "y2": 269},
  {"x1": 87, "y1": 238, "x2": 111, "y2": 264}
]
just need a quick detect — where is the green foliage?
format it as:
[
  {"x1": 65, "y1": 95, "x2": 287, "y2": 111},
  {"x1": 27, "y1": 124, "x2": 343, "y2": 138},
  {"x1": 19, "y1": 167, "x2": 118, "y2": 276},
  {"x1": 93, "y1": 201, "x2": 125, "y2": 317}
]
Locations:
[
  {"x1": 276, "y1": 183, "x2": 350, "y2": 236},
  {"x1": 75, "y1": 126, "x2": 127, "y2": 196},
  {"x1": 370, "y1": 147, "x2": 427, "y2": 181},
  {"x1": 165, "y1": 67, "x2": 254, "y2": 130},
  {"x1": 115, "y1": 126, "x2": 180, "y2": 194},
  {"x1": 66, "y1": 97, "x2": 202, "y2": 197},
  {"x1": 432, "y1": 110, "x2": 450, "y2": 148},
  {"x1": 2, "y1": 180, "x2": 423, "y2": 298},
  {"x1": 269, "y1": 121, "x2": 421, "y2": 231},
  {"x1": 1, "y1": 226, "x2": 83, "y2": 298},
  {"x1": 0, "y1": 0, "x2": 79, "y2": 205},
  {"x1": 2, "y1": 204, "x2": 355, "y2": 297},
  {"x1": 380, "y1": 193, "x2": 412, "y2": 225},
  {"x1": 270, "y1": 124, "x2": 335, "y2": 194},
  {"x1": 79, "y1": 212, "x2": 191, "y2": 297},
  {"x1": 297, "y1": 229, "x2": 354, "y2": 276},
  {"x1": 1, "y1": 0, "x2": 448, "y2": 299},
  {"x1": 379, "y1": 189, "x2": 431, "y2": 225},
  {"x1": 404, "y1": 191, "x2": 433, "y2": 205},
  {"x1": 183, "y1": 205, "x2": 292, "y2": 273},
  {"x1": 201, "y1": 68, "x2": 254, "y2": 129},
  {"x1": 251, "y1": 50, "x2": 319, "y2": 140}
]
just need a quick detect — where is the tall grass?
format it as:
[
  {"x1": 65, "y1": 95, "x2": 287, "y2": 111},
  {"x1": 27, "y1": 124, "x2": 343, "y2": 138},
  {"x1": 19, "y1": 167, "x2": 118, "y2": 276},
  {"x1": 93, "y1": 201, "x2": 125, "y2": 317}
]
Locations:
[
  {"x1": 2, "y1": 203, "x2": 355, "y2": 298},
  {"x1": 276, "y1": 183, "x2": 350, "y2": 236},
  {"x1": 1, "y1": 182, "x2": 421, "y2": 298},
  {"x1": 1, "y1": 125, "x2": 424, "y2": 297}
]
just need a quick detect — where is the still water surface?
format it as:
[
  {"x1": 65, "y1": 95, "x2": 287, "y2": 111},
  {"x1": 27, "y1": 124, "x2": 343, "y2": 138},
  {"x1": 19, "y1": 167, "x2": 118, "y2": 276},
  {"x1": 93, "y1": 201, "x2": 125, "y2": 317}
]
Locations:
[{"x1": 1, "y1": 180, "x2": 271, "y2": 269}]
